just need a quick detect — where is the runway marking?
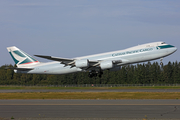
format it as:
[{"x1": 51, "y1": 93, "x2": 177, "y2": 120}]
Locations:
[{"x1": 0, "y1": 104, "x2": 180, "y2": 105}]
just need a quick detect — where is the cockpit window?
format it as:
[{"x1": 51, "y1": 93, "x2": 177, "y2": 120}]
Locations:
[{"x1": 161, "y1": 42, "x2": 165, "y2": 44}]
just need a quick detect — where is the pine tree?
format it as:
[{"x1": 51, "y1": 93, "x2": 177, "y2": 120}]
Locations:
[
  {"x1": 172, "y1": 61, "x2": 180, "y2": 84},
  {"x1": 126, "y1": 65, "x2": 135, "y2": 84}
]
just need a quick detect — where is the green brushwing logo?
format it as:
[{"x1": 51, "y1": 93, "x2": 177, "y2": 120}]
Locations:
[{"x1": 9, "y1": 50, "x2": 38, "y2": 65}]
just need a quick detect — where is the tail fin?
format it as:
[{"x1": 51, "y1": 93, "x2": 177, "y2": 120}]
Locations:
[{"x1": 7, "y1": 46, "x2": 40, "y2": 67}]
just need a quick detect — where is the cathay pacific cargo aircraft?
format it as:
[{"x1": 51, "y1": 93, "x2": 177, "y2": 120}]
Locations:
[{"x1": 7, "y1": 42, "x2": 177, "y2": 78}]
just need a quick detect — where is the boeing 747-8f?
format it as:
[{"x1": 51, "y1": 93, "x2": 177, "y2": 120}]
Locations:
[{"x1": 7, "y1": 42, "x2": 177, "y2": 78}]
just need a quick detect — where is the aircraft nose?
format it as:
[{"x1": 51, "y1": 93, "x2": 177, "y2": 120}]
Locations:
[
  {"x1": 172, "y1": 46, "x2": 177, "y2": 54},
  {"x1": 174, "y1": 46, "x2": 177, "y2": 52},
  {"x1": 166, "y1": 45, "x2": 177, "y2": 55}
]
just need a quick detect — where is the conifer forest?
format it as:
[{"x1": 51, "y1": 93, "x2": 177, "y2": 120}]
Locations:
[{"x1": 0, "y1": 61, "x2": 180, "y2": 85}]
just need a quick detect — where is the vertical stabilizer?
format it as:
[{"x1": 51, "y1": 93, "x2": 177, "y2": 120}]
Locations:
[{"x1": 7, "y1": 46, "x2": 40, "y2": 67}]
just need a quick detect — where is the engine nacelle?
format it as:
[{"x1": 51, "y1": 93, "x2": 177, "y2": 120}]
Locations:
[
  {"x1": 75, "y1": 59, "x2": 89, "y2": 68},
  {"x1": 100, "y1": 61, "x2": 113, "y2": 70}
]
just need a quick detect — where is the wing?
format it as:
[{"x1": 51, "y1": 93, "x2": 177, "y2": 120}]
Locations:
[
  {"x1": 34, "y1": 55, "x2": 124, "y2": 71},
  {"x1": 34, "y1": 55, "x2": 99, "y2": 69},
  {"x1": 34, "y1": 55, "x2": 74, "y2": 63}
]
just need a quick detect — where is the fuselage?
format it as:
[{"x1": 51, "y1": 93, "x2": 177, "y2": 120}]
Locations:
[{"x1": 15, "y1": 42, "x2": 177, "y2": 74}]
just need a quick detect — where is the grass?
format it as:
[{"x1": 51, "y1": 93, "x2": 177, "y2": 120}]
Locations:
[
  {"x1": 0, "y1": 92, "x2": 180, "y2": 99},
  {"x1": 0, "y1": 86, "x2": 180, "y2": 90},
  {"x1": 0, "y1": 85, "x2": 179, "y2": 99}
]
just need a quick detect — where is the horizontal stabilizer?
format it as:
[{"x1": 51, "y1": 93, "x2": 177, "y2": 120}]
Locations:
[{"x1": 6, "y1": 67, "x2": 34, "y2": 71}]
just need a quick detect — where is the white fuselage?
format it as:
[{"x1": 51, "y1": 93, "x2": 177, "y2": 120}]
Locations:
[{"x1": 15, "y1": 42, "x2": 177, "y2": 74}]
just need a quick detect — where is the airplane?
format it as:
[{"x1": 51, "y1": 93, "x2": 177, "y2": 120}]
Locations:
[{"x1": 7, "y1": 42, "x2": 177, "y2": 78}]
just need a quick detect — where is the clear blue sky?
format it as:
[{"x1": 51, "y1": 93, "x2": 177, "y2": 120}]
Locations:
[{"x1": 1, "y1": 0, "x2": 180, "y2": 66}]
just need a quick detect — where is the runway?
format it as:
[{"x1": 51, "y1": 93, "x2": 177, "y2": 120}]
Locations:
[
  {"x1": 0, "y1": 89, "x2": 180, "y2": 119},
  {"x1": 0, "y1": 100, "x2": 180, "y2": 119}
]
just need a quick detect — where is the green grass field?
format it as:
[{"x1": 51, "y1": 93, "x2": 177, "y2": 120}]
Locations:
[
  {"x1": 0, "y1": 86, "x2": 179, "y2": 99},
  {"x1": 0, "y1": 92, "x2": 179, "y2": 99},
  {"x1": 0, "y1": 86, "x2": 180, "y2": 90}
]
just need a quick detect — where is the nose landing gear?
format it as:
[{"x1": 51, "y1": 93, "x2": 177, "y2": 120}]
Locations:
[{"x1": 160, "y1": 58, "x2": 163, "y2": 66}]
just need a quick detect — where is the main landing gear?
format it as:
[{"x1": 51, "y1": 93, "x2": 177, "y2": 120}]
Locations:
[{"x1": 88, "y1": 70, "x2": 103, "y2": 78}]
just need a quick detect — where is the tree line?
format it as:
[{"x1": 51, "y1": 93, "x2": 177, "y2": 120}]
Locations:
[{"x1": 0, "y1": 61, "x2": 180, "y2": 85}]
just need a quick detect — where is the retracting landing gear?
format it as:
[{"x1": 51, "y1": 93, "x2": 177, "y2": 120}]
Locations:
[
  {"x1": 88, "y1": 70, "x2": 97, "y2": 78},
  {"x1": 88, "y1": 70, "x2": 103, "y2": 78},
  {"x1": 98, "y1": 71, "x2": 103, "y2": 78}
]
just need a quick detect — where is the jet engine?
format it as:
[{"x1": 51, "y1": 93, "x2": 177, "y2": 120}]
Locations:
[
  {"x1": 75, "y1": 59, "x2": 89, "y2": 68},
  {"x1": 100, "y1": 61, "x2": 113, "y2": 70}
]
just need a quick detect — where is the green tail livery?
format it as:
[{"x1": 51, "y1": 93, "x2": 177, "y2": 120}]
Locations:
[{"x1": 7, "y1": 46, "x2": 39, "y2": 67}]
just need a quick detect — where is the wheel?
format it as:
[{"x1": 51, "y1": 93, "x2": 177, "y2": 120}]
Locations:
[
  {"x1": 88, "y1": 72, "x2": 93, "y2": 78},
  {"x1": 88, "y1": 71, "x2": 97, "y2": 78},
  {"x1": 98, "y1": 71, "x2": 103, "y2": 78}
]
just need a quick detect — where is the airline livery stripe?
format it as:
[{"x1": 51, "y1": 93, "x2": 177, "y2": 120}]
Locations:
[
  {"x1": 158, "y1": 45, "x2": 175, "y2": 49},
  {"x1": 9, "y1": 52, "x2": 19, "y2": 64},
  {"x1": 20, "y1": 61, "x2": 39, "y2": 65},
  {"x1": 13, "y1": 50, "x2": 26, "y2": 57}
]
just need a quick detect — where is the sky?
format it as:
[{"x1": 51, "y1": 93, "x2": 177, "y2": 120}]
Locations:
[{"x1": 1, "y1": 0, "x2": 180, "y2": 66}]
